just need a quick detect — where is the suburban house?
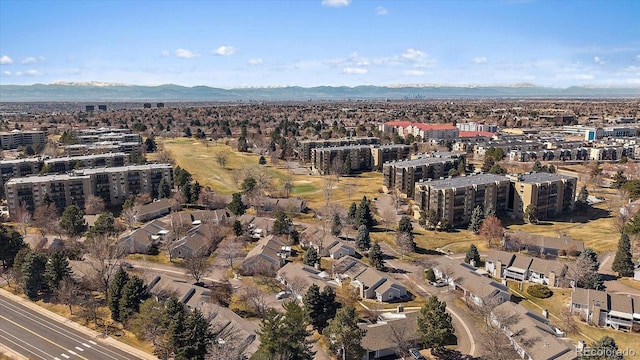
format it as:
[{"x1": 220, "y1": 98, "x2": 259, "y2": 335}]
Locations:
[
  {"x1": 143, "y1": 273, "x2": 260, "y2": 358},
  {"x1": 360, "y1": 311, "x2": 420, "y2": 360},
  {"x1": 170, "y1": 209, "x2": 231, "y2": 227},
  {"x1": 502, "y1": 230, "x2": 584, "y2": 257},
  {"x1": 241, "y1": 235, "x2": 288, "y2": 275},
  {"x1": 276, "y1": 262, "x2": 335, "y2": 300},
  {"x1": 119, "y1": 219, "x2": 170, "y2": 254},
  {"x1": 432, "y1": 256, "x2": 511, "y2": 307},
  {"x1": 169, "y1": 224, "x2": 215, "y2": 259},
  {"x1": 326, "y1": 240, "x2": 356, "y2": 260},
  {"x1": 570, "y1": 288, "x2": 640, "y2": 331},
  {"x1": 135, "y1": 198, "x2": 173, "y2": 222},
  {"x1": 259, "y1": 197, "x2": 308, "y2": 213},
  {"x1": 491, "y1": 302, "x2": 576, "y2": 360},
  {"x1": 485, "y1": 250, "x2": 569, "y2": 287},
  {"x1": 334, "y1": 256, "x2": 407, "y2": 302}
]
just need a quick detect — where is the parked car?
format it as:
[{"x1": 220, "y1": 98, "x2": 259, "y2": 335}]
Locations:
[
  {"x1": 275, "y1": 290, "x2": 292, "y2": 300},
  {"x1": 409, "y1": 348, "x2": 426, "y2": 360},
  {"x1": 431, "y1": 279, "x2": 447, "y2": 288}
]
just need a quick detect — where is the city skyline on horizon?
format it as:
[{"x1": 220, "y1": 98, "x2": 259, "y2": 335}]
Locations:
[{"x1": 1, "y1": 0, "x2": 639, "y2": 89}]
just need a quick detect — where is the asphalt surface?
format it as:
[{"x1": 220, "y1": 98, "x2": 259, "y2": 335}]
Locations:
[{"x1": 0, "y1": 294, "x2": 144, "y2": 360}]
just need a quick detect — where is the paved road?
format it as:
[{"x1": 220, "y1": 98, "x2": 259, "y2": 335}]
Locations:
[{"x1": 0, "y1": 294, "x2": 144, "y2": 360}]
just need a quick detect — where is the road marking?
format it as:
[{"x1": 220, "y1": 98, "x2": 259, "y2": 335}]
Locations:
[
  {"x1": 82, "y1": 343, "x2": 91, "y2": 348},
  {"x1": 75, "y1": 346, "x2": 84, "y2": 351},
  {"x1": 61, "y1": 354, "x2": 70, "y2": 359},
  {"x1": 0, "y1": 314, "x2": 89, "y2": 360},
  {"x1": 88, "y1": 340, "x2": 97, "y2": 345},
  {"x1": 68, "y1": 350, "x2": 77, "y2": 355}
]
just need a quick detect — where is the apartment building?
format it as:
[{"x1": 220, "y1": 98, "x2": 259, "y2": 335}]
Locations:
[
  {"x1": 414, "y1": 173, "x2": 510, "y2": 227},
  {"x1": 79, "y1": 164, "x2": 173, "y2": 207},
  {"x1": 311, "y1": 145, "x2": 373, "y2": 175},
  {"x1": 76, "y1": 132, "x2": 142, "y2": 145},
  {"x1": 297, "y1": 137, "x2": 379, "y2": 163},
  {"x1": 44, "y1": 153, "x2": 129, "y2": 173},
  {"x1": 456, "y1": 122, "x2": 498, "y2": 133},
  {"x1": 380, "y1": 121, "x2": 459, "y2": 140},
  {"x1": 370, "y1": 144, "x2": 411, "y2": 171},
  {"x1": 0, "y1": 130, "x2": 46, "y2": 150},
  {"x1": 4, "y1": 164, "x2": 172, "y2": 216},
  {"x1": 0, "y1": 158, "x2": 42, "y2": 185},
  {"x1": 5, "y1": 174, "x2": 92, "y2": 214},
  {"x1": 383, "y1": 153, "x2": 464, "y2": 197},
  {"x1": 507, "y1": 173, "x2": 577, "y2": 220},
  {"x1": 63, "y1": 142, "x2": 142, "y2": 156}
]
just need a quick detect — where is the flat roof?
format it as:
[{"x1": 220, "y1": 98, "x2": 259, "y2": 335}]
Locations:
[
  {"x1": 6, "y1": 174, "x2": 90, "y2": 184},
  {"x1": 44, "y1": 152, "x2": 128, "y2": 163},
  {"x1": 386, "y1": 156, "x2": 459, "y2": 168},
  {"x1": 77, "y1": 163, "x2": 172, "y2": 174},
  {"x1": 515, "y1": 172, "x2": 576, "y2": 183},
  {"x1": 416, "y1": 173, "x2": 509, "y2": 189}
]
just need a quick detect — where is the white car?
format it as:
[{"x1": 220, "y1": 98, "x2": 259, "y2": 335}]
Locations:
[{"x1": 275, "y1": 290, "x2": 292, "y2": 300}]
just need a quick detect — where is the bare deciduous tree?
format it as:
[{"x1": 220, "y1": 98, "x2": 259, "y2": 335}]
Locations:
[
  {"x1": 13, "y1": 202, "x2": 32, "y2": 237},
  {"x1": 183, "y1": 254, "x2": 211, "y2": 283},
  {"x1": 381, "y1": 207, "x2": 396, "y2": 232},
  {"x1": 57, "y1": 278, "x2": 81, "y2": 315},
  {"x1": 83, "y1": 234, "x2": 125, "y2": 299},
  {"x1": 323, "y1": 177, "x2": 336, "y2": 207},
  {"x1": 84, "y1": 195, "x2": 106, "y2": 215},
  {"x1": 480, "y1": 215, "x2": 504, "y2": 248},
  {"x1": 122, "y1": 205, "x2": 140, "y2": 230},
  {"x1": 215, "y1": 149, "x2": 231, "y2": 168},
  {"x1": 480, "y1": 306, "x2": 521, "y2": 360},
  {"x1": 389, "y1": 320, "x2": 416, "y2": 359},
  {"x1": 242, "y1": 285, "x2": 269, "y2": 316},
  {"x1": 155, "y1": 146, "x2": 176, "y2": 166},
  {"x1": 33, "y1": 203, "x2": 60, "y2": 236},
  {"x1": 219, "y1": 239, "x2": 244, "y2": 272}
]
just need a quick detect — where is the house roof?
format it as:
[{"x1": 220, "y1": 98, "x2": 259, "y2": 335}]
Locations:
[
  {"x1": 328, "y1": 241, "x2": 354, "y2": 255},
  {"x1": 504, "y1": 230, "x2": 584, "y2": 252},
  {"x1": 485, "y1": 250, "x2": 516, "y2": 266},
  {"x1": 360, "y1": 312, "x2": 420, "y2": 352},
  {"x1": 510, "y1": 255, "x2": 534, "y2": 270},
  {"x1": 137, "y1": 198, "x2": 173, "y2": 216},
  {"x1": 335, "y1": 256, "x2": 368, "y2": 279},
  {"x1": 571, "y1": 288, "x2": 608, "y2": 309},
  {"x1": 433, "y1": 257, "x2": 509, "y2": 302},
  {"x1": 374, "y1": 278, "x2": 406, "y2": 296},
  {"x1": 243, "y1": 235, "x2": 285, "y2": 265},
  {"x1": 172, "y1": 224, "x2": 213, "y2": 254},
  {"x1": 529, "y1": 257, "x2": 568, "y2": 276},
  {"x1": 492, "y1": 302, "x2": 574, "y2": 360},
  {"x1": 276, "y1": 262, "x2": 332, "y2": 290},
  {"x1": 119, "y1": 219, "x2": 169, "y2": 249}
]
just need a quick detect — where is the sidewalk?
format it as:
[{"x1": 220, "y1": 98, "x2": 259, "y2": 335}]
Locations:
[{"x1": 0, "y1": 288, "x2": 157, "y2": 360}]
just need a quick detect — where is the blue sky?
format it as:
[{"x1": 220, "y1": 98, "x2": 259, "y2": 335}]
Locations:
[{"x1": 1, "y1": 0, "x2": 639, "y2": 88}]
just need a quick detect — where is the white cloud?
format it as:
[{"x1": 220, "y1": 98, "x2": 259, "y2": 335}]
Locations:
[
  {"x1": 248, "y1": 58, "x2": 263, "y2": 65},
  {"x1": 2, "y1": 71, "x2": 11, "y2": 76},
  {"x1": 322, "y1": 0, "x2": 350, "y2": 7},
  {"x1": 343, "y1": 67, "x2": 367, "y2": 74},
  {"x1": 175, "y1": 49, "x2": 200, "y2": 59},
  {"x1": 401, "y1": 49, "x2": 425, "y2": 60},
  {"x1": 636, "y1": 54, "x2": 640, "y2": 61},
  {"x1": 15, "y1": 69, "x2": 42, "y2": 76},
  {"x1": 161, "y1": 50, "x2": 170, "y2": 57},
  {"x1": 0, "y1": 55, "x2": 13, "y2": 65},
  {"x1": 472, "y1": 57, "x2": 488, "y2": 64},
  {"x1": 404, "y1": 70, "x2": 425, "y2": 76},
  {"x1": 21, "y1": 56, "x2": 45, "y2": 64},
  {"x1": 593, "y1": 56, "x2": 606, "y2": 64},
  {"x1": 375, "y1": 6, "x2": 388, "y2": 15},
  {"x1": 213, "y1": 46, "x2": 237, "y2": 56}
]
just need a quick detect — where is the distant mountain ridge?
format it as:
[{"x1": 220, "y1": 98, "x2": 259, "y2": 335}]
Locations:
[{"x1": 0, "y1": 83, "x2": 638, "y2": 102}]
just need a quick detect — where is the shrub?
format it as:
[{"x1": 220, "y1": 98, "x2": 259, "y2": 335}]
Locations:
[
  {"x1": 527, "y1": 284, "x2": 553, "y2": 299},
  {"x1": 424, "y1": 268, "x2": 436, "y2": 282}
]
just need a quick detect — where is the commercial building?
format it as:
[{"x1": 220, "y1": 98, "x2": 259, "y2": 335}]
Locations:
[
  {"x1": 562, "y1": 125, "x2": 636, "y2": 141},
  {"x1": 414, "y1": 173, "x2": 510, "y2": 227},
  {"x1": 4, "y1": 164, "x2": 172, "y2": 216},
  {"x1": 0, "y1": 130, "x2": 46, "y2": 150},
  {"x1": 383, "y1": 152, "x2": 464, "y2": 197},
  {"x1": 297, "y1": 137, "x2": 379, "y2": 163}
]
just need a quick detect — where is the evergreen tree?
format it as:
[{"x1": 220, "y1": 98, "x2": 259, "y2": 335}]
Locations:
[
  {"x1": 398, "y1": 215, "x2": 413, "y2": 234},
  {"x1": 175, "y1": 308, "x2": 214, "y2": 360},
  {"x1": 303, "y1": 247, "x2": 320, "y2": 267},
  {"x1": 118, "y1": 275, "x2": 149, "y2": 322},
  {"x1": 575, "y1": 248, "x2": 603, "y2": 290},
  {"x1": 417, "y1": 296, "x2": 456, "y2": 350},
  {"x1": 281, "y1": 301, "x2": 315, "y2": 360},
  {"x1": 44, "y1": 251, "x2": 72, "y2": 292},
  {"x1": 612, "y1": 233, "x2": 634, "y2": 277},
  {"x1": 583, "y1": 336, "x2": 622, "y2": 360},
  {"x1": 330, "y1": 213, "x2": 342, "y2": 237},
  {"x1": 548, "y1": 164, "x2": 556, "y2": 173},
  {"x1": 324, "y1": 306, "x2": 365, "y2": 360},
  {"x1": 0, "y1": 225, "x2": 26, "y2": 268},
  {"x1": 524, "y1": 204, "x2": 539, "y2": 224},
  {"x1": 157, "y1": 176, "x2": 171, "y2": 199},
  {"x1": 355, "y1": 196, "x2": 374, "y2": 230},
  {"x1": 109, "y1": 267, "x2": 130, "y2": 322},
  {"x1": 59, "y1": 205, "x2": 87, "y2": 239},
  {"x1": 233, "y1": 219, "x2": 243, "y2": 236},
  {"x1": 259, "y1": 155, "x2": 267, "y2": 165},
  {"x1": 484, "y1": 204, "x2": 496, "y2": 218},
  {"x1": 303, "y1": 284, "x2": 323, "y2": 330},
  {"x1": 145, "y1": 137, "x2": 157, "y2": 152},
  {"x1": 464, "y1": 244, "x2": 481, "y2": 266},
  {"x1": 272, "y1": 210, "x2": 293, "y2": 235},
  {"x1": 347, "y1": 202, "x2": 357, "y2": 226},
  {"x1": 89, "y1": 212, "x2": 117, "y2": 237},
  {"x1": 22, "y1": 252, "x2": 48, "y2": 299},
  {"x1": 173, "y1": 166, "x2": 192, "y2": 188},
  {"x1": 532, "y1": 160, "x2": 544, "y2": 172},
  {"x1": 356, "y1": 225, "x2": 371, "y2": 251},
  {"x1": 468, "y1": 205, "x2": 484, "y2": 234},
  {"x1": 319, "y1": 287, "x2": 339, "y2": 332},
  {"x1": 255, "y1": 309, "x2": 285, "y2": 358},
  {"x1": 369, "y1": 242, "x2": 384, "y2": 270},
  {"x1": 227, "y1": 192, "x2": 247, "y2": 216},
  {"x1": 611, "y1": 170, "x2": 627, "y2": 189}
]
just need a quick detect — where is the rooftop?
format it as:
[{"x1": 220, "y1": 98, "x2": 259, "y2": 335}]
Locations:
[{"x1": 416, "y1": 173, "x2": 509, "y2": 190}]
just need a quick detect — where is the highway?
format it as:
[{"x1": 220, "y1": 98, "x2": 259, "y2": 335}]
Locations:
[{"x1": 0, "y1": 294, "x2": 146, "y2": 360}]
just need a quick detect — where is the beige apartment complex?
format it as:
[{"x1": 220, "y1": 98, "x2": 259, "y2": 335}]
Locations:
[
  {"x1": 0, "y1": 130, "x2": 46, "y2": 150},
  {"x1": 383, "y1": 152, "x2": 464, "y2": 197},
  {"x1": 414, "y1": 172, "x2": 576, "y2": 227},
  {"x1": 5, "y1": 164, "x2": 173, "y2": 216}
]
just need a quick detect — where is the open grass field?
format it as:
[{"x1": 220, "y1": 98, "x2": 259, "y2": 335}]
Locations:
[{"x1": 160, "y1": 138, "x2": 384, "y2": 210}]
